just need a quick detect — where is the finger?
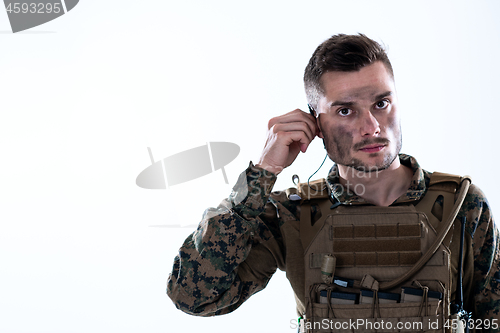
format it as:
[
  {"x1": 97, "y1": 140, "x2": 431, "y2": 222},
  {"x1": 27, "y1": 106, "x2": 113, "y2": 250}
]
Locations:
[
  {"x1": 275, "y1": 129, "x2": 313, "y2": 153},
  {"x1": 271, "y1": 121, "x2": 316, "y2": 143},
  {"x1": 269, "y1": 109, "x2": 318, "y2": 138},
  {"x1": 280, "y1": 109, "x2": 318, "y2": 135}
]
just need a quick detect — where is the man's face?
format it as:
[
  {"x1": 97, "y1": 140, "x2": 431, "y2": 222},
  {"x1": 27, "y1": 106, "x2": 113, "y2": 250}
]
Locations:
[{"x1": 316, "y1": 61, "x2": 402, "y2": 172}]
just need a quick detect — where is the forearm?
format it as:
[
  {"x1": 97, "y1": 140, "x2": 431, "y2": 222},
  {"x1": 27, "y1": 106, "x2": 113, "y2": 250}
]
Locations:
[{"x1": 166, "y1": 163, "x2": 279, "y2": 316}]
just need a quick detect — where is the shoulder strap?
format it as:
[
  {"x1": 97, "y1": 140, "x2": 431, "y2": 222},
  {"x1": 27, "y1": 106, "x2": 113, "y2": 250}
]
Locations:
[
  {"x1": 415, "y1": 172, "x2": 462, "y2": 231},
  {"x1": 293, "y1": 178, "x2": 330, "y2": 251},
  {"x1": 429, "y1": 172, "x2": 463, "y2": 186},
  {"x1": 298, "y1": 178, "x2": 329, "y2": 201},
  {"x1": 299, "y1": 198, "x2": 333, "y2": 251}
]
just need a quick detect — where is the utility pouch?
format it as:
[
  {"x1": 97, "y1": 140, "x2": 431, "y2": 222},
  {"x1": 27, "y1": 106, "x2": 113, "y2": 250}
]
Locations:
[{"x1": 307, "y1": 281, "x2": 445, "y2": 333}]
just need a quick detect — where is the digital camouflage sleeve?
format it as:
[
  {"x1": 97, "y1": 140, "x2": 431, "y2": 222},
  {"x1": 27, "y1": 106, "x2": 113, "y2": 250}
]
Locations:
[
  {"x1": 167, "y1": 159, "x2": 500, "y2": 324},
  {"x1": 166, "y1": 162, "x2": 284, "y2": 316},
  {"x1": 462, "y1": 184, "x2": 500, "y2": 321}
]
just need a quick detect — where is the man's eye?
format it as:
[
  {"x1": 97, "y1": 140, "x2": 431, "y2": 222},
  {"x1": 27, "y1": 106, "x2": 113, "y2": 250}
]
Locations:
[
  {"x1": 338, "y1": 108, "x2": 352, "y2": 116},
  {"x1": 375, "y1": 100, "x2": 390, "y2": 109}
]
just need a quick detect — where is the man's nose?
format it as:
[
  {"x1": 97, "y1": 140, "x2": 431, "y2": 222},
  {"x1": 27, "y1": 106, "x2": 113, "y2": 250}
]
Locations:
[{"x1": 360, "y1": 111, "x2": 381, "y2": 137}]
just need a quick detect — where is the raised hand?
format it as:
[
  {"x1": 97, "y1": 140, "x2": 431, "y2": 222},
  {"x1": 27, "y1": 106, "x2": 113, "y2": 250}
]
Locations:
[{"x1": 256, "y1": 109, "x2": 320, "y2": 175}]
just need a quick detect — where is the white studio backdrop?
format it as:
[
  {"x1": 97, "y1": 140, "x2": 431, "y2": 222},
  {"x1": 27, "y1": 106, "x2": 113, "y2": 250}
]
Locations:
[{"x1": 0, "y1": 1, "x2": 499, "y2": 332}]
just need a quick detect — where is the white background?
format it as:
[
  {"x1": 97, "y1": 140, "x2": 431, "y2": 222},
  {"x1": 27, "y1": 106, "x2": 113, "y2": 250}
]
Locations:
[{"x1": 1, "y1": 1, "x2": 499, "y2": 332}]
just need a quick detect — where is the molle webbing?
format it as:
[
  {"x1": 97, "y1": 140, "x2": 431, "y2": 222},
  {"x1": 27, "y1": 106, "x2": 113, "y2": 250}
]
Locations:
[{"x1": 307, "y1": 207, "x2": 426, "y2": 268}]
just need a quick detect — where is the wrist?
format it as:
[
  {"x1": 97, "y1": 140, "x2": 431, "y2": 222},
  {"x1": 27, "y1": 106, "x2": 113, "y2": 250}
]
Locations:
[{"x1": 255, "y1": 163, "x2": 282, "y2": 175}]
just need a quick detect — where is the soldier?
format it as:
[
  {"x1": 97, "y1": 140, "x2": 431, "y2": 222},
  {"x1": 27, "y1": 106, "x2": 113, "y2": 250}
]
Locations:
[{"x1": 167, "y1": 34, "x2": 500, "y2": 331}]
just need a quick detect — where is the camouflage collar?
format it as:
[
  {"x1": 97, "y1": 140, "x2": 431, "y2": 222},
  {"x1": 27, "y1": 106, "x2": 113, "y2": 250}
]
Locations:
[{"x1": 325, "y1": 154, "x2": 430, "y2": 206}]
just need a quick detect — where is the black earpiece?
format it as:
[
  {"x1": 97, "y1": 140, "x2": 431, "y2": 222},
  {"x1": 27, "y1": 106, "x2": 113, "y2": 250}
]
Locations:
[{"x1": 307, "y1": 104, "x2": 315, "y2": 117}]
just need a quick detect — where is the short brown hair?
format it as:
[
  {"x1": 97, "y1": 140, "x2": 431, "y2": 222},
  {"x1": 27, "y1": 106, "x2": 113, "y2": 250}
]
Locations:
[{"x1": 304, "y1": 34, "x2": 393, "y2": 111}]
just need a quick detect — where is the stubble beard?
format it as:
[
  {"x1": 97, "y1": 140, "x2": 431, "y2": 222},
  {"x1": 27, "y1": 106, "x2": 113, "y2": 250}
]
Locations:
[{"x1": 323, "y1": 129, "x2": 403, "y2": 174}]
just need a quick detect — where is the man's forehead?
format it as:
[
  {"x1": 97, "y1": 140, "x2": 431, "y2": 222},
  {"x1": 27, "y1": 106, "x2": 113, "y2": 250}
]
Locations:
[
  {"x1": 330, "y1": 86, "x2": 392, "y2": 103},
  {"x1": 321, "y1": 82, "x2": 394, "y2": 107},
  {"x1": 319, "y1": 62, "x2": 394, "y2": 98}
]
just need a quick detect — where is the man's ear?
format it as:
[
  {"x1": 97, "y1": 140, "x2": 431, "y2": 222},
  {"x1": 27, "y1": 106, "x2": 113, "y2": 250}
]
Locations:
[
  {"x1": 316, "y1": 116, "x2": 324, "y2": 139},
  {"x1": 316, "y1": 116, "x2": 326, "y2": 148},
  {"x1": 308, "y1": 104, "x2": 325, "y2": 139}
]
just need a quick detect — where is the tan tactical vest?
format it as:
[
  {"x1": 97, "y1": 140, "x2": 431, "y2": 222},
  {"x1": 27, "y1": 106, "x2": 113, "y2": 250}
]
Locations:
[{"x1": 289, "y1": 173, "x2": 471, "y2": 333}]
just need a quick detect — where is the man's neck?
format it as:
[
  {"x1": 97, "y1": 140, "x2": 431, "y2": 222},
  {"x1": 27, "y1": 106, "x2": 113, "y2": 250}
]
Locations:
[{"x1": 337, "y1": 158, "x2": 413, "y2": 206}]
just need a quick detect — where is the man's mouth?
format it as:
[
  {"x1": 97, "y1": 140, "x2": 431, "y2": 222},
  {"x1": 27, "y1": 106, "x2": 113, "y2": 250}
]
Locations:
[{"x1": 359, "y1": 144, "x2": 386, "y2": 153}]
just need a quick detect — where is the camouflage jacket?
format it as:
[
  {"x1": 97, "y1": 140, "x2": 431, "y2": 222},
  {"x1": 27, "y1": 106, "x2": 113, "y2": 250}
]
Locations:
[{"x1": 167, "y1": 154, "x2": 500, "y2": 324}]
